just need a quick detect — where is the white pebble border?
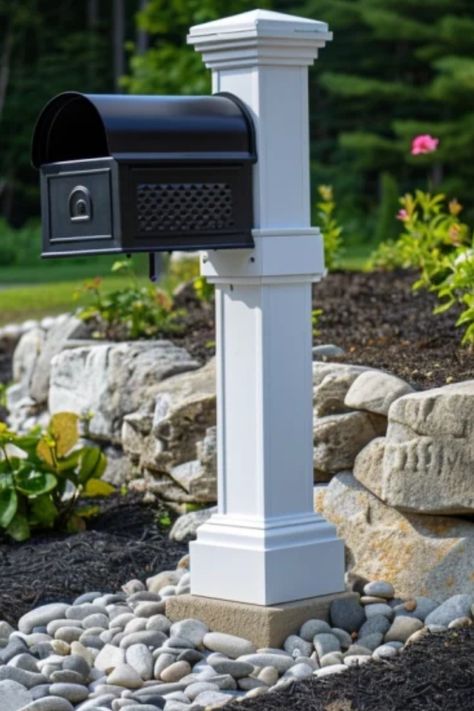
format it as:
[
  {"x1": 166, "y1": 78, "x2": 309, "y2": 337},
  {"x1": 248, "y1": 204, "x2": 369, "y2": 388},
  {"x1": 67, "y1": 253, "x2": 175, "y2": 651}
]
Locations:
[{"x1": 1, "y1": 557, "x2": 473, "y2": 711}]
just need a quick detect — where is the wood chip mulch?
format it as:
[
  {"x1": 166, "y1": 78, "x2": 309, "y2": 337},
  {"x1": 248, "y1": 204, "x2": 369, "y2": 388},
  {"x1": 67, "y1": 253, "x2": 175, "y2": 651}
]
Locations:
[
  {"x1": 0, "y1": 493, "x2": 187, "y2": 626},
  {"x1": 226, "y1": 626, "x2": 474, "y2": 711}
]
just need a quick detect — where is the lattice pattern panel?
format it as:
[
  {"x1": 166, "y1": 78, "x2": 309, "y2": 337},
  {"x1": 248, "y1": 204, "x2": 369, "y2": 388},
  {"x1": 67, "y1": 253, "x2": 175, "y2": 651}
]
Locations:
[{"x1": 137, "y1": 182, "x2": 235, "y2": 233}]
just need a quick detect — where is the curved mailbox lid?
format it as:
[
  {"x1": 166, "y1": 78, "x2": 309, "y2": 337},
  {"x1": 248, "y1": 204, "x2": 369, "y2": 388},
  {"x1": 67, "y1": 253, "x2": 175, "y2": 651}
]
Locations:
[{"x1": 32, "y1": 91, "x2": 256, "y2": 168}]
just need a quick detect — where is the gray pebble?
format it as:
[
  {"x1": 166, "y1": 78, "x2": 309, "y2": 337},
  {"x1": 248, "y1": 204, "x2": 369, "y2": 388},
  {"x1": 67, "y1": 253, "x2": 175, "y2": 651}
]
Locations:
[
  {"x1": 54, "y1": 626, "x2": 83, "y2": 643},
  {"x1": 203, "y1": 632, "x2": 256, "y2": 659},
  {"x1": 186, "y1": 680, "x2": 220, "y2": 699},
  {"x1": 73, "y1": 592, "x2": 102, "y2": 605},
  {"x1": 344, "y1": 644, "x2": 372, "y2": 657},
  {"x1": 120, "y1": 631, "x2": 167, "y2": 650},
  {"x1": 18, "y1": 698, "x2": 75, "y2": 711},
  {"x1": 0, "y1": 636, "x2": 28, "y2": 663},
  {"x1": 0, "y1": 679, "x2": 33, "y2": 708},
  {"x1": 372, "y1": 644, "x2": 398, "y2": 660},
  {"x1": 283, "y1": 634, "x2": 312, "y2": 658},
  {"x1": 299, "y1": 619, "x2": 331, "y2": 641},
  {"x1": 66, "y1": 604, "x2": 105, "y2": 621},
  {"x1": 238, "y1": 653, "x2": 293, "y2": 673},
  {"x1": 393, "y1": 597, "x2": 439, "y2": 621},
  {"x1": 177, "y1": 649, "x2": 204, "y2": 665},
  {"x1": 18, "y1": 604, "x2": 70, "y2": 635},
  {"x1": 358, "y1": 614, "x2": 391, "y2": 638},
  {"x1": 145, "y1": 615, "x2": 171, "y2": 634},
  {"x1": 8, "y1": 652, "x2": 39, "y2": 672},
  {"x1": 125, "y1": 643, "x2": 153, "y2": 680},
  {"x1": 314, "y1": 664, "x2": 347, "y2": 677},
  {"x1": 319, "y1": 652, "x2": 343, "y2": 667},
  {"x1": 329, "y1": 598, "x2": 365, "y2": 633},
  {"x1": 285, "y1": 662, "x2": 313, "y2": 679},
  {"x1": 49, "y1": 683, "x2": 89, "y2": 703},
  {"x1": 312, "y1": 344, "x2": 345, "y2": 360},
  {"x1": 385, "y1": 616, "x2": 424, "y2": 643},
  {"x1": 132, "y1": 602, "x2": 165, "y2": 618},
  {"x1": 170, "y1": 619, "x2": 209, "y2": 646},
  {"x1": 448, "y1": 616, "x2": 472, "y2": 629},
  {"x1": 330, "y1": 627, "x2": 352, "y2": 649},
  {"x1": 82, "y1": 614, "x2": 109, "y2": 630},
  {"x1": 425, "y1": 594, "x2": 473, "y2": 627},
  {"x1": 313, "y1": 633, "x2": 341, "y2": 658},
  {"x1": 365, "y1": 603, "x2": 393, "y2": 620},
  {"x1": 363, "y1": 581, "x2": 394, "y2": 599},
  {"x1": 193, "y1": 690, "x2": 233, "y2": 707},
  {"x1": 344, "y1": 654, "x2": 371, "y2": 667},
  {"x1": 0, "y1": 665, "x2": 46, "y2": 688},
  {"x1": 357, "y1": 633, "x2": 383, "y2": 651},
  {"x1": 49, "y1": 670, "x2": 84, "y2": 684},
  {"x1": 208, "y1": 658, "x2": 254, "y2": 678},
  {"x1": 153, "y1": 652, "x2": 175, "y2": 678}
]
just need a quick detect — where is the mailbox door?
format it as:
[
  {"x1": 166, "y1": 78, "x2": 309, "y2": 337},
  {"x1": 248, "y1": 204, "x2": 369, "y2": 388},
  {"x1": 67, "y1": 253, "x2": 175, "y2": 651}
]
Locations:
[{"x1": 41, "y1": 157, "x2": 122, "y2": 257}]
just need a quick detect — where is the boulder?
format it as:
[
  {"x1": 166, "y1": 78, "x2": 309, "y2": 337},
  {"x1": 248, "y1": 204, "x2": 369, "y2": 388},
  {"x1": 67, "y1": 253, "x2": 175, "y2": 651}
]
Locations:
[
  {"x1": 29, "y1": 315, "x2": 89, "y2": 404},
  {"x1": 49, "y1": 341, "x2": 199, "y2": 444},
  {"x1": 315, "y1": 473, "x2": 474, "y2": 600},
  {"x1": 149, "y1": 358, "x2": 216, "y2": 472},
  {"x1": 12, "y1": 327, "x2": 46, "y2": 386},
  {"x1": 313, "y1": 410, "x2": 386, "y2": 477},
  {"x1": 353, "y1": 437, "x2": 386, "y2": 499},
  {"x1": 313, "y1": 363, "x2": 371, "y2": 417},
  {"x1": 345, "y1": 370, "x2": 414, "y2": 416},
  {"x1": 382, "y1": 382, "x2": 474, "y2": 514}
]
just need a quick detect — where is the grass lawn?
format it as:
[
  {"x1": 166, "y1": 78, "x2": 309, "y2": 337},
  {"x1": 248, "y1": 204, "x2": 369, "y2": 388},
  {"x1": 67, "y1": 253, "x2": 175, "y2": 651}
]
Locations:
[{"x1": 0, "y1": 245, "x2": 372, "y2": 327}]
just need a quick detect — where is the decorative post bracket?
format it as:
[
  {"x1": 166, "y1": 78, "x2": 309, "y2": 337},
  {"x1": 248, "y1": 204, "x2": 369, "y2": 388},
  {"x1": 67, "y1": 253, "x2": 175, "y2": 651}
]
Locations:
[{"x1": 187, "y1": 9, "x2": 345, "y2": 606}]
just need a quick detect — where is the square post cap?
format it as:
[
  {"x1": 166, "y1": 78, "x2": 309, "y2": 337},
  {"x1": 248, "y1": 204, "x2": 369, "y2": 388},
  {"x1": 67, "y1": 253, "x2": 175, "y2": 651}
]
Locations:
[{"x1": 188, "y1": 9, "x2": 332, "y2": 68}]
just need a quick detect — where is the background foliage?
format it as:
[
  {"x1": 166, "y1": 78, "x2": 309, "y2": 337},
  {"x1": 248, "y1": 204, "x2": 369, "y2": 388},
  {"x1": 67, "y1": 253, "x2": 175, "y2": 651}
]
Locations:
[{"x1": 1, "y1": 0, "x2": 473, "y2": 245}]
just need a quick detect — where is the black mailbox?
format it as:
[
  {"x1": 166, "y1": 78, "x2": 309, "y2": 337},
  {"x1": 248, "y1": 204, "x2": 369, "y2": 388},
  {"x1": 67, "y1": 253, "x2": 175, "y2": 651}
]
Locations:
[{"x1": 32, "y1": 91, "x2": 256, "y2": 258}]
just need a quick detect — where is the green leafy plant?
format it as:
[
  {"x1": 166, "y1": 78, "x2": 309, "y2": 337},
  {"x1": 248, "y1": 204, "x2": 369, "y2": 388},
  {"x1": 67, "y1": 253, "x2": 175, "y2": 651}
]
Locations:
[
  {"x1": 316, "y1": 185, "x2": 344, "y2": 271},
  {"x1": 0, "y1": 412, "x2": 112, "y2": 541},
  {"x1": 312, "y1": 308, "x2": 323, "y2": 338},
  {"x1": 76, "y1": 259, "x2": 185, "y2": 340},
  {"x1": 370, "y1": 190, "x2": 473, "y2": 346}
]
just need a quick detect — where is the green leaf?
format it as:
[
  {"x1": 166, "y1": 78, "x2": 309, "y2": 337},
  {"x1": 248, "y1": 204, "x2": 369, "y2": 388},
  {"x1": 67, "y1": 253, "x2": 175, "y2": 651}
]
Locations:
[
  {"x1": 82, "y1": 479, "x2": 115, "y2": 497},
  {"x1": 30, "y1": 495, "x2": 58, "y2": 527},
  {"x1": 7, "y1": 513, "x2": 30, "y2": 541},
  {"x1": 14, "y1": 468, "x2": 57, "y2": 496},
  {"x1": 76, "y1": 504, "x2": 100, "y2": 518},
  {"x1": 0, "y1": 489, "x2": 18, "y2": 528},
  {"x1": 78, "y1": 447, "x2": 107, "y2": 484},
  {"x1": 49, "y1": 413, "x2": 79, "y2": 457}
]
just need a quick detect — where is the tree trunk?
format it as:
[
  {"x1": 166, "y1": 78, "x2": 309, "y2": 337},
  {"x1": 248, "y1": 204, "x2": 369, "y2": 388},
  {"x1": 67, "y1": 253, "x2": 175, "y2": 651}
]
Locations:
[
  {"x1": 0, "y1": 26, "x2": 14, "y2": 120},
  {"x1": 113, "y1": 0, "x2": 125, "y2": 90}
]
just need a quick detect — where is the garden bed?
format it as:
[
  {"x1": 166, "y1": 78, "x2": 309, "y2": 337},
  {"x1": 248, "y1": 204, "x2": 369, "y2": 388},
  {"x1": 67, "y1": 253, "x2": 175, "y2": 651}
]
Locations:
[
  {"x1": 0, "y1": 492, "x2": 186, "y2": 627},
  {"x1": 172, "y1": 269, "x2": 472, "y2": 389},
  {"x1": 226, "y1": 626, "x2": 474, "y2": 711}
]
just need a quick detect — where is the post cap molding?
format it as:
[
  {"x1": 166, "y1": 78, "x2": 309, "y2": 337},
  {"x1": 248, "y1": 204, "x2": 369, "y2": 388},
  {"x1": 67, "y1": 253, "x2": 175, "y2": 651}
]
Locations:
[{"x1": 188, "y1": 9, "x2": 332, "y2": 68}]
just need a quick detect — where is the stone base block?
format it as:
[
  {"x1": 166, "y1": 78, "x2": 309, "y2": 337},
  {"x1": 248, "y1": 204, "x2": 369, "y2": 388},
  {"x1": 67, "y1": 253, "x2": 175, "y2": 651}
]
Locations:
[{"x1": 165, "y1": 591, "x2": 358, "y2": 648}]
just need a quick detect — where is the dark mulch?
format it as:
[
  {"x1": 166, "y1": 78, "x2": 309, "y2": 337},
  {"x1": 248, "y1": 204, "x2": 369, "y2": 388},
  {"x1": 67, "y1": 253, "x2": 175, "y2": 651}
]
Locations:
[
  {"x1": 313, "y1": 269, "x2": 473, "y2": 390},
  {"x1": 226, "y1": 627, "x2": 474, "y2": 711},
  {"x1": 0, "y1": 493, "x2": 187, "y2": 627},
  {"x1": 172, "y1": 269, "x2": 473, "y2": 389}
]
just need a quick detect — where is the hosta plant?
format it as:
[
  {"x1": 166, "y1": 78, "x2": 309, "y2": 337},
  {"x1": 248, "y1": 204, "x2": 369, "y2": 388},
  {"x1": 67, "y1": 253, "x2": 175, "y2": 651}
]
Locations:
[
  {"x1": 77, "y1": 259, "x2": 185, "y2": 340},
  {"x1": 0, "y1": 412, "x2": 112, "y2": 541}
]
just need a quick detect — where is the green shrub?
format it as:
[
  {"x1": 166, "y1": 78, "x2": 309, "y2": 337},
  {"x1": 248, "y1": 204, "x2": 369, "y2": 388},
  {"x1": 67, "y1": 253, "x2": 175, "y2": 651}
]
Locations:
[
  {"x1": 316, "y1": 186, "x2": 343, "y2": 271},
  {"x1": 0, "y1": 412, "x2": 112, "y2": 541},
  {"x1": 0, "y1": 219, "x2": 42, "y2": 268},
  {"x1": 76, "y1": 259, "x2": 185, "y2": 340},
  {"x1": 370, "y1": 190, "x2": 473, "y2": 346}
]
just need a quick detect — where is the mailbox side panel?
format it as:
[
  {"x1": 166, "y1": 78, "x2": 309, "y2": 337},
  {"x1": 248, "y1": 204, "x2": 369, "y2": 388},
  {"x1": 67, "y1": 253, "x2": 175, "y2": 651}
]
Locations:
[{"x1": 40, "y1": 157, "x2": 123, "y2": 257}]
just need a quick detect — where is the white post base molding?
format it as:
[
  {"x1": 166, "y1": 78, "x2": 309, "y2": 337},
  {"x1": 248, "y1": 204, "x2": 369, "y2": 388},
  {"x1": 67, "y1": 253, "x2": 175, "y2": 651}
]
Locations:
[{"x1": 190, "y1": 513, "x2": 344, "y2": 605}]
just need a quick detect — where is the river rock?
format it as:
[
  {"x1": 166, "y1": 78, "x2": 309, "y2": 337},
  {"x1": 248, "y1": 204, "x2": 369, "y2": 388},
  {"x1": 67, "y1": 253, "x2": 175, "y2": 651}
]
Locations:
[
  {"x1": 345, "y1": 370, "x2": 414, "y2": 416},
  {"x1": 381, "y1": 382, "x2": 474, "y2": 514},
  {"x1": 363, "y1": 581, "x2": 394, "y2": 599},
  {"x1": 299, "y1": 619, "x2": 332, "y2": 640},
  {"x1": 0, "y1": 679, "x2": 33, "y2": 711},
  {"x1": 425, "y1": 594, "x2": 474, "y2": 627},
  {"x1": 329, "y1": 596, "x2": 365, "y2": 633},
  {"x1": 314, "y1": 410, "x2": 386, "y2": 476},
  {"x1": 384, "y1": 616, "x2": 424, "y2": 643},
  {"x1": 49, "y1": 341, "x2": 199, "y2": 444},
  {"x1": 313, "y1": 633, "x2": 341, "y2": 658},
  {"x1": 203, "y1": 632, "x2": 256, "y2": 659},
  {"x1": 238, "y1": 653, "x2": 293, "y2": 673},
  {"x1": 283, "y1": 635, "x2": 313, "y2": 658},
  {"x1": 169, "y1": 619, "x2": 208, "y2": 646},
  {"x1": 107, "y1": 663, "x2": 143, "y2": 689},
  {"x1": 18, "y1": 603, "x2": 70, "y2": 635},
  {"x1": 315, "y1": 473, "x2": 474, "y2": 599}
]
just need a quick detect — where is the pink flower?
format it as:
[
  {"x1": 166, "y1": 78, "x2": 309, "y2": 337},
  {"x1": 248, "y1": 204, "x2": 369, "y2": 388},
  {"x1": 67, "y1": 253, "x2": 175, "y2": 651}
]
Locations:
[
  {"x1": 411, "y1": 134, "x2": 439, "y2": 155},
  {"x1": 396, "y1": 209, "x2": 409, "y2": 221}
]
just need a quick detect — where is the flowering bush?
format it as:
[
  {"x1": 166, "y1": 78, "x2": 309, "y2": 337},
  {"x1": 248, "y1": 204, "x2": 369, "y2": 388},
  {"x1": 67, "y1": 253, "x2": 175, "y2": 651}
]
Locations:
[{"x1": 371, "y1": 135, "x2": 474, "y2": 347}]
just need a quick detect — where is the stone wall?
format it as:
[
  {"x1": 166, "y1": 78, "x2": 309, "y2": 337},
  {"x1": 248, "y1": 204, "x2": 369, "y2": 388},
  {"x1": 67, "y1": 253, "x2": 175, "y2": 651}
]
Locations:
[{"x1": 6, "y1": 323, "x2": 474, "y2": 595}]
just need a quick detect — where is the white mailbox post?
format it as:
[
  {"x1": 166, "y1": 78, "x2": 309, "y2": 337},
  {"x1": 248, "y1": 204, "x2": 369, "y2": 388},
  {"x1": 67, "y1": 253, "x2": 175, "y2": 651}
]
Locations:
[{"x1": 187, "y1": 10, "x2": 345, "y2": 606}]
